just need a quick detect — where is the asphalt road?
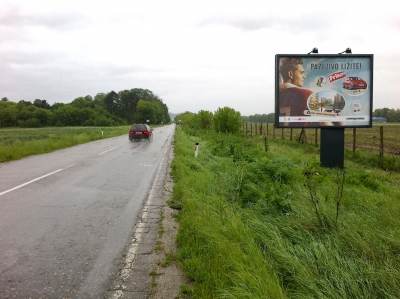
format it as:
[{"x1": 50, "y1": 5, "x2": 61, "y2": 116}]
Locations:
[{"x1": 0, "y1": 124, "x2": 175, "y2": 298}]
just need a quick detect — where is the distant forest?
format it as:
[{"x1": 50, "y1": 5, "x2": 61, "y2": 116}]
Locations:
[
  {"x1": 242, "y1": 113, "x2": 275, "y2": 123},
  {"x1": 0, "y1": 88, "x2": 170, "y2": 127},
  {"x1": 244, "y1": 109, "x2": 400, "y2": 123},
  {"x1": 373, "y1": 108, "x2": 400, "y2": 122}
]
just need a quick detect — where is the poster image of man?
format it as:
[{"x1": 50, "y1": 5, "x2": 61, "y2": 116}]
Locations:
[{"x1": 279, "y1": 57, "x2": 313, "y2": 117}]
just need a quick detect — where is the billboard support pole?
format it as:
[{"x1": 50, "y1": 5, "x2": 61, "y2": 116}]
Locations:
[{"x1": 320, "y1": 128, "x2": 344, "y2": 168}]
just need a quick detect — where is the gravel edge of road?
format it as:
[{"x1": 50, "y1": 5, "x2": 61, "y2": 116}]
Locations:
[
  {"x1": 105, "y1": 130, "x2": 185, "y2": 299},
  {"x1": 148, "y1": 144, "x2": 187, "y2": 299}
]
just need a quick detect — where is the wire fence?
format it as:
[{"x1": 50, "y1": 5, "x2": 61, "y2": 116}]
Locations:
[{"x1": 242, "y1": 122, "x2": 400, "y2": 160}]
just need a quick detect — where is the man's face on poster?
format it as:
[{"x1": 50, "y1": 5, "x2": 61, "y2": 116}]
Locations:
[{"x1": 290, "y1": 64, "x2": 305, "y2": 87}]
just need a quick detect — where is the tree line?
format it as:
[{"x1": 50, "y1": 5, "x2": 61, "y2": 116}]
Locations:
[
  {"x1": 242, "y1": 113, "x2": 275, "y2": 123},
  {"x1": 175, "y1": 107, "x2": 242, "y2": 134},
  {"x1": 0, "y1": 88, "x2": 170, "y2": 128},
  {"x1": 373, "y1": 108, "x2": 400, "y2": 122}
]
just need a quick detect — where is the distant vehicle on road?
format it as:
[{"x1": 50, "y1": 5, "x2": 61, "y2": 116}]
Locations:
[
  {"x1": 129, "y1": 124, "x2": 153, "y2": 141},
  {"x1": 343, "y1": 77, "x2": 367, "y2": 90}
]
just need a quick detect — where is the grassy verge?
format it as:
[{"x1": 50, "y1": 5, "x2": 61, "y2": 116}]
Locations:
[
  {"x1": 244, "y1": 123, "x2": 400, "y2": 170},
  {"x1": 0, "y1": 126, "x2": 129, "y2": 162},
  {"x1": 172, "y1": 127, "x2": 400, "y2": 298}
]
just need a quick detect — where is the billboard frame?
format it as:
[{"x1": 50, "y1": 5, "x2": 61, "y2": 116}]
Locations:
[{"x1": 275, "y1": 54, "x2": 374, "y2": 128}]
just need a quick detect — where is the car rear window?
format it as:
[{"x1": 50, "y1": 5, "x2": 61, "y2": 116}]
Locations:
[{"x1": 132, "y1": 124, "x2": 147, "y2": 131}]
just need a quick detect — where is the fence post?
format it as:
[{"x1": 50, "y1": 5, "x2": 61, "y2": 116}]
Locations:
[
  {"x1": 281, "y1": 128, "x2": 284, "y2": 139},
  {"x1": 290, "y1": 128, "x2": 293, "y2": 141},
  {"x1": 245, "y1": 122, "x2": 248, "y2": 136},
  {"x1": 260, "y1": 123, "x2": 262, "y2": 135},
  {"x1": 298, "y1": 128, "x2": 306, "y2": 143},
  {"x1": 264, "y1": 135, "x2": 268, "y2": 152},
  {"x1": 315, "y1": 128, "x2": 318, "y2": 146},
  {"x1": 266, "y1": 123, "x2": 269, "y2": 137},
  {"x1": 352, "y1": 128, "x2": 356, "y2": 154},
  {"x1": 273, "y1": 125, "x2": 275, "y2": 139},
  {"x1": 379, "y1": 126, "x2": 384, "y2": 167}
]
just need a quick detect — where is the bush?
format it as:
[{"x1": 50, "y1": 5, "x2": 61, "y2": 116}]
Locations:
[
  {"x1": 213, "y1": 107, "x2": 241, "y2": 134},
  {"x1": 196, "y1": 110, "x2": 213, "y2": 129}
]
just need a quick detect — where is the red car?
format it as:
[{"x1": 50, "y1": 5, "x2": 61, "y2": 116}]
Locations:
[
  {"x1": 129, "y1": 124, "x2": 153, "y2": 141},
  {"x1": 343, "y1": 77, "x2": 367, "y2": 90}
]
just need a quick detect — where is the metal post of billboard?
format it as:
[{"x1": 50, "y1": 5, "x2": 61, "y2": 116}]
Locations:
[{"x1": 320, "y1": 128, "x2": 344, "y2": 168}]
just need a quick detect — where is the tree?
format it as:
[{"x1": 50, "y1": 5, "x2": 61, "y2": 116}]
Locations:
[
  {"x1": 71, "y1": 96, "x2": 95, "y2": 109},
  {"x1": 175, "y1": 112, "x2": 196, "y2": 127},
  {"x1": 196, "y1": 110, "x2": 213, "y2": 129},
  {"x1": 135, "y1": 100, "x2": 160, "y2": 124},
  {"x1": 213, "y1": 107, "x2": 241, "y2": 134},
  {"x1": 103, "y1": 91, "x2": 120, "y2": 115},
  {"x1": 33, "y1": 99, "x2": 50, "y2": 109},
  {"x1": 0, "y1": 101, "x2": 17, "y2": 127}
]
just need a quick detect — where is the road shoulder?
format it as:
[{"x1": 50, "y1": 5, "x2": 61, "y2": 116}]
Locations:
[{"x1": 106, "y1": 136, "x2": 185, "y2": 299}]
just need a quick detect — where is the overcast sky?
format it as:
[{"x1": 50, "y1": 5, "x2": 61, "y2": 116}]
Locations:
[{"x1": 1, "y1": 0, "x2": 399, "y2": 115}]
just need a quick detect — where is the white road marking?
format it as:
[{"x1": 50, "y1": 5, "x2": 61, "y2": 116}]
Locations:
[
  {"x1": 0, "y1": 168, "x2": 64, "y2": 197},
  {"x1": 141, "y1": 163, "x2": 154, "y2": 167},
  {"x1": 98, "y1": 147, "x2": 117, "y2": 156}
]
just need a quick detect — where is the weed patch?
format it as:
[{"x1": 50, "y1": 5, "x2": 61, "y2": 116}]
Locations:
[{"x1": 173, "y1": 127, "x2": 400, "y2": 298}]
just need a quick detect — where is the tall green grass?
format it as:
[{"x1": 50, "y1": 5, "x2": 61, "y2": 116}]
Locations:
[
  {"x1": 172, "y1": 127, "x2": 400, "y2": 298},
  {"x1": 0, "y1": 126, "x2": 129, "y2": 162}
]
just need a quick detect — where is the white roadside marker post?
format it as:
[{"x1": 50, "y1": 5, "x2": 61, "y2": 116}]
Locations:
[{"x1": 194, "y1": 142, "x2": 199, "y2": 158}]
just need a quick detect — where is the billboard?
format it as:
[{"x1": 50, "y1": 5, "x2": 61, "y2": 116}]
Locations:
[{"x1": 275, "y1": 54, "x2": 373, "y2": 128}]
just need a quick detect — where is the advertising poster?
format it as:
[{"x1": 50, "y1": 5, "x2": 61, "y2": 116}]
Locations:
[{"x1": 275, "y1": 55, "x2": 373, "y2": 128}]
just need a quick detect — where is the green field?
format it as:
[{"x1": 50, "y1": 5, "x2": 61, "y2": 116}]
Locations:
[
  {"x1": 243, "y1": 123, "x2": 400, "y2": 171},
  {"x1": 172, "y1": 127, "x2": 400, "y2": 298},
  {"x1": 0, "y1": 126, "x2": 129, "y2": 162},
  {"x1": 244, "y1": 123, "x2": 400, "y2": 154}
]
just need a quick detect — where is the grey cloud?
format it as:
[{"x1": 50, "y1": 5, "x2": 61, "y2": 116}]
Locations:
[
  {"x1": 199, "y1": 16, "x2": 330, "y2": 32},
  {"x1": 0, "y1": 49, "x2": 59, "y2": 66},
  {"x1": 103, "y1": 65, "x2": 165, "y2": 77},
  {"x1": 0, "y1": 61, "x2": 168, "y2": 103},
  {"x1": 0, "y1": 48, "x2": 165, "y2": 76},
  {"x1": 199, "y1": 17, "x2": 274, "y2": 31},
  {"x1": 0, "y1": 7, "x2": 87, "y2": 30}
]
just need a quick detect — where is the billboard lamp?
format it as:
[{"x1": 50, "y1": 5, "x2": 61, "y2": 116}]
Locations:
[
  {"x1": 307, "y1": 47, "x2": 319, "y2": 54},
  {"x1": 338, "y1": 48, "x2": 352, "y2": 54}
]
